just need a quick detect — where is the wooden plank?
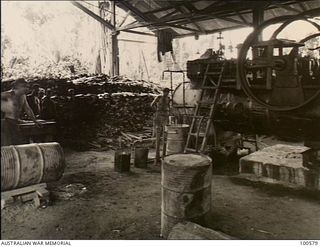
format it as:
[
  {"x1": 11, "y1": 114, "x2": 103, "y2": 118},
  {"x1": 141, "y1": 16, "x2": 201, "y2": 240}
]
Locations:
[
  {"x1": 1, "y1": 183, "x2": 47, "y2": 197},
  {"x1": 1, "y1": 183, "x2": 48, "y2": 209}
]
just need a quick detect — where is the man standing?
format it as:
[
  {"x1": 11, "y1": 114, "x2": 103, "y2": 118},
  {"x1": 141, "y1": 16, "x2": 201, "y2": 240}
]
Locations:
[
  {"x1": 40, "y1": 88, "x2": 56, "y2": 120},
  {"x1": 151, "y1": 88, "x2": 170, "y2": 164},
  {"x1": 27, "y1": 84, "x2": 41, "y2": 117},
  {"x1": 1, "y1": 78, "x2": 42, "y2": 146}
]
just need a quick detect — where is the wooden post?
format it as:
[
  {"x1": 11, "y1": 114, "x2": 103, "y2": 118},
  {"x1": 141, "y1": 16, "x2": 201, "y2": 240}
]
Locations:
[
  {"x1": 111, "y1": 1, "x2": 120, "y2": 76},
  {"x1": 252, "y1": 5, "x2": 265, "y2": 82},
  {"x1": 252, "y1": 5, "x2": 264, "y2": 44},
  {"x1": 154, "y1": 127, "x2": 161, "y2": 165}
]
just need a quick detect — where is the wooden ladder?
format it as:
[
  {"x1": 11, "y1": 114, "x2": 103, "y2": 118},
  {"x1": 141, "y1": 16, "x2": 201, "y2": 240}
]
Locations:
[{"x1": 184, "y1": 61, "x2": 226, "y2": 153}]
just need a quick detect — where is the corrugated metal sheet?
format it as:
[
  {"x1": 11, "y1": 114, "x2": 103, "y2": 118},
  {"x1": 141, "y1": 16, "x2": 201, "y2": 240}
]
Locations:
[{"x1": 116, "y1": 0, "x2": 320, "y2": 37}]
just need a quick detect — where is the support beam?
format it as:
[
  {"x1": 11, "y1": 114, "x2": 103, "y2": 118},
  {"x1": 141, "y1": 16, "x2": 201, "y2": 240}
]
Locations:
[
  {"x1": 121, "y1": 29, "x2": 156, "y2": 36},
  {"x1": 118, "y1": 10, "x2": 131, "y2": 27},
  {"x1": 176, "y1": 25, "x2": 244, "y2": 38},
  {"x1": 235, "y1": 10, "x2": 250, "y2": 25},
  {"x1": 160, "y1": 9, "x2": 179, "y2": 19},
  {"x1": 111, "y1": 1, "x2": 119, "y2": 76},
  {"x1": 119, "y1": 0, "x2": 151, "y2": 22},
  {"x1": 252, "y1": 5, "x2": 265, "y2": 40},
  {"x1": 205, "y1": 15, "x2": 250, "y2": 26},
  {"x1": 117, "y1": 0, "x2": 180, "y2": 35},
  {"x1": 70, "y1": 1, "x2": 115, "y2": 30},
  {"x1": 168, "y1": 2, "x2": 204, "y2": 33},
  {"x1": 252, "y1": 5, "x2": 265, "y2": 62},
  {"x1": 118, "y1": 19, "x2": 199, "y2": 33}
]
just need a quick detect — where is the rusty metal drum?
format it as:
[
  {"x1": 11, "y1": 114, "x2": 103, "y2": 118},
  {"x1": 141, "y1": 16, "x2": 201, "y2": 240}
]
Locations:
[
  {"x1": 1, "y1": 142, "x2": 65, "y2": 191},
  {"x1": 134, "y1": 147, "x2": 149, "y2": 168},
  {"x1": 165, "y1": 124, "x2": 189, "y2": 155},
  {"x1": 114, "y1": 150, "x2": 131, "y2": 173},
  {"x1": 161, "y1": 154, "x2": 212, "y2": 238}
]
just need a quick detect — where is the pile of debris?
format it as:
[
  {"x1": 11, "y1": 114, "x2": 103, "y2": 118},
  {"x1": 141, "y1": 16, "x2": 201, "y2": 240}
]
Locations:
[{"x1": 2, "y1": 74, "x2": 160, "y2": 150}]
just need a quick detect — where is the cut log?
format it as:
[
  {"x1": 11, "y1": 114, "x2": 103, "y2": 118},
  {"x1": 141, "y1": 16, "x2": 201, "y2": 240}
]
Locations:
[{"x1": 168, "y1": 222, "x2": 234, "y2": 240}]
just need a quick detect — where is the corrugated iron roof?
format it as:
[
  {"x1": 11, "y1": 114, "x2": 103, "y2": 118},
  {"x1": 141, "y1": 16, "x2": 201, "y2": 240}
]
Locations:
[{"x1": 115, "y1": 0, "x2": 320, "y2": 37}]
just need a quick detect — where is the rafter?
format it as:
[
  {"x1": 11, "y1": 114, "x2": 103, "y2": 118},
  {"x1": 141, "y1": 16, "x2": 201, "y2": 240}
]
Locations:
[
  {"x1": 176, "y1": 25, "x2": 245, "y2": 38},
  {"x1": 115, "y1": 0, "x2": 318, "y2": 37},
  {"x1": 116, "y1": 7, "x2": 255, "y2": 32},
  {"x1": 160, "y1": 9, "x2": 179, "y2": 19},
  {"x1": 142, "y1": 0, "x2": 203, "y2": 15},
  {"x1": 235, "y1": 10, "x2": 250, "y2": 25},
  {"x1": 71, "y1": 1, "x2": 114, "y2": 30},
  {"x1": 298, "y1": 2, "x2": 307, "y2": 12},
  {"x1": 272, "y1": 2, "x2": 302, "y2": 14},
  {"x1": 167, "y1": 1, "x2": 204, "y2": 33}
]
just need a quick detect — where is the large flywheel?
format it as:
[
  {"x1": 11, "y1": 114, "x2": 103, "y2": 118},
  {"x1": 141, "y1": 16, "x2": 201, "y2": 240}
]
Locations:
[{"x1": 237, "y1": 8, "x2": 320, "y2": 111}]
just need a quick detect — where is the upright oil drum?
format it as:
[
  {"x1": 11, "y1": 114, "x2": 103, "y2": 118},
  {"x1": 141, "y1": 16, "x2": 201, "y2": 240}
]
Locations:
[
  {"x1": 1, "y1": 142, "x2": 65, "y2": 191},
  {"x1": 165, "y1": 124, "x2": 189, "y2": 155},
  {"x1": 161, "y1": 154, "x2": 212, "y2": 238},
  {"x1": 134, "y1": 147, "x2": 149, "y2": 168},
  {"x1": 114, "y1": 150, "x2": 131, "y2": 172}
]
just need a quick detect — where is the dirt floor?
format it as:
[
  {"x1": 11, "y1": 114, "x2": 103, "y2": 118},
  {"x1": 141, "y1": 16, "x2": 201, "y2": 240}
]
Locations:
[{"x1": 1, "y1": 148, "x2": 320, "y2": 240}]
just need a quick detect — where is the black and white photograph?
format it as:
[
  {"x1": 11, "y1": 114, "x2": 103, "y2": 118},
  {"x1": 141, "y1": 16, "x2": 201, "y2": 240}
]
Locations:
[{"x1": 0, "y1": 0, "x2": 319, "y2": 244}]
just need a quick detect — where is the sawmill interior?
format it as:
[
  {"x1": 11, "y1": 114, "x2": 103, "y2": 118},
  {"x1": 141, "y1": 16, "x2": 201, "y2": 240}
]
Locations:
[{"x1": 1, "y1": 0, "x2": 320, "y2": 241}]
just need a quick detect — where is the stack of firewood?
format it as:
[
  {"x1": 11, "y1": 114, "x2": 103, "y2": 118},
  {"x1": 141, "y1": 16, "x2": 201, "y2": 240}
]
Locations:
[
  {"x1": 52, "y1": 92, "x2": 156, "y2": 150},
  {"x1": 1, "y1": 74, "x2": 161, "y2": 150},
  {"x1": 1, "y1": 74, "x2": 160, "y2": 95}
]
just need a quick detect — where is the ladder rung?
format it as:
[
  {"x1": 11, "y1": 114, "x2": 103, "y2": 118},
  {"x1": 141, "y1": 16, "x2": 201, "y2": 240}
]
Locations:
[
  {"x1": 201, "y1": 86, "x2": 218, "y2": 90},
  {"x1": 185, "y1": 148, "x2": 198, "y2": 152},
  {"x1": 206, "y1": 72, "x2": 221, "y2": 75},
  {"x1": 198, "y1": 101, "x2": 214, "y2": 106},
  {"x1": 189, "y1": 133, "x2": 205, "y2": 137},
  {"x1": 192, "y1": 115, "x2": 208, "y2": 119}
]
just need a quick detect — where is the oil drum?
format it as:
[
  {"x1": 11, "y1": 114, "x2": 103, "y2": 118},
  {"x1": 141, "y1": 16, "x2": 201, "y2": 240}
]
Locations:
[
  {"x1": 114, "y1": 150, "x2": 131, "y2": 172},
  {"x1": 161, "y1": 153, "x2": 212, "y2": 238},
  {"x1": 1, "y1": 142, "x2": 65, "y2": 191},
  {"x1": 134, "y1": 147, "x2": 149, "y2": 168},
  {"x1": 165, "y1": 124, "x2": 189, "y2": 155}
]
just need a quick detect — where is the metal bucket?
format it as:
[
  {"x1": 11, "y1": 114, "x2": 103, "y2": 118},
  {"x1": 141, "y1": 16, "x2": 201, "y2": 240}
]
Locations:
[
  {"x1": 166, "y1": 124, "x2": 189, "y2": 155},
  {"x1": 114, "y1": 150, "x2": 131, "y2": 173},
  {"x1": 134, "y1": 147, "x2": 149, "y2": 168},
  {"x1": 161, "y1": 153, "x2": 212, "y2": 238},
  {"x1": 1, "y1": 142, "x2": 65, "y2": 191}
]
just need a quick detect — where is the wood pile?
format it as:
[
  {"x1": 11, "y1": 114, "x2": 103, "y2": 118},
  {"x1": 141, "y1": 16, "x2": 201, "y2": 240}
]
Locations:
[
  {"x1": 1, "y1": 74, "x2": 160, "y2": 150},
  {"x1": 1, "y1": 74, "x2": 160, "y2": 95}
]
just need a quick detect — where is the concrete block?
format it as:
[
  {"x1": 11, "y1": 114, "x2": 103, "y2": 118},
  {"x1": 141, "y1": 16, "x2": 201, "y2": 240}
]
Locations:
[{"x1": 239, "y1": 144, "x2": 320, "y2": 191}]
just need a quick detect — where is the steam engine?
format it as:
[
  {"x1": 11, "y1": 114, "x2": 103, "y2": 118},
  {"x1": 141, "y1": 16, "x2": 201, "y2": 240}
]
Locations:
[{"x1": 173, "y1": 15, "x2": 320, "y2": 148}]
